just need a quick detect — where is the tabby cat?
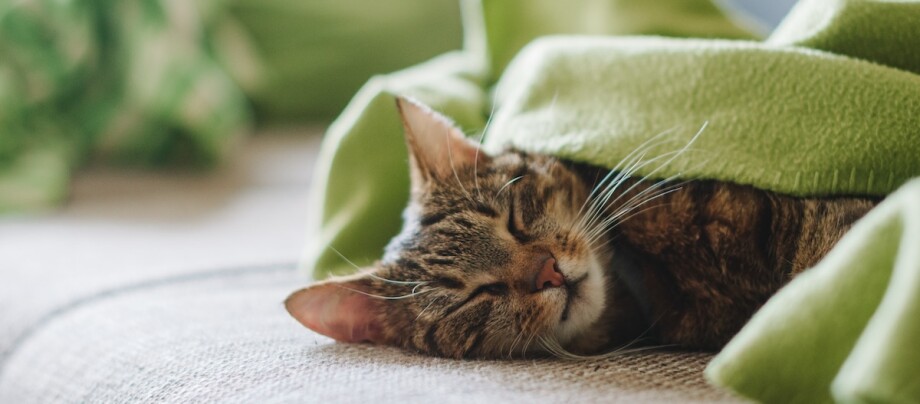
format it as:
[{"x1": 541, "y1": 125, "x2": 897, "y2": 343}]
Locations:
[{"x1": 286, "y1": 98, "x2": 877, "y2": 359}]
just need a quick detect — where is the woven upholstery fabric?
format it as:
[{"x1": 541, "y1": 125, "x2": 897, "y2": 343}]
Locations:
[
  {"x1": 0, "y1": 133, "x2": 320, "y2": 366},
  {"x1": 0, "y1": 266, "x2": 738, "y2": 403}
]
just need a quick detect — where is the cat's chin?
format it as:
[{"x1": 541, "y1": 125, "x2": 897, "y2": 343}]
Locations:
[{"x1": 551, "y1": 255, "x2": 608, "y2": 347}]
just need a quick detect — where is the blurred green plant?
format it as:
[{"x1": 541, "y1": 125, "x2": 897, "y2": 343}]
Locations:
[
  {"x1": 0, "y1": 0, "x2": 251, "y2": 212},
  {"x1": 225, "y1": 0, "x2": 462, "y2": 122},
  {"x1": 0, "y1": 0, "x2": 462, "y2": 213}
]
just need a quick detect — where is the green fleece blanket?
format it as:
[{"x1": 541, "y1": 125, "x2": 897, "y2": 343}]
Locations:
[{"x1": 305, "y1": 0, "x2": 920, "y2": 402}]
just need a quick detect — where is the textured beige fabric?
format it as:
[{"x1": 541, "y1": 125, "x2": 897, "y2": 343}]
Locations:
[
  {"x1": 0, "y1": 131, "x2": 320, "y2": 362},
  {"x1": 0, "y1": 129, "x2": 740, "y2": 402},
  {"x1": 0, "y1": 268, "x2": 739, "y2": 403}
]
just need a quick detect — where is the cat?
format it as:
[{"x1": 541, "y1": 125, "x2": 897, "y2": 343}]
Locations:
[{"x1": 285, "y1": 97, "x2": 878, "y2": 359}]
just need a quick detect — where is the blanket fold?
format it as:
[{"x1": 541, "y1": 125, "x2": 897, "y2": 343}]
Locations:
[{"x1": 485, "y1": 35, "x2": 920, "y2": 197}]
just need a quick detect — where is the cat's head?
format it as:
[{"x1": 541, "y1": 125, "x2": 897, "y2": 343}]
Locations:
[{"x1": 286, "y1": 98, "x2": 617, "y2": 358}]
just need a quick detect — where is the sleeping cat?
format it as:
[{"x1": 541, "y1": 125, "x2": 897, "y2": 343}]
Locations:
[{"x1": 286, "y1": 97, "x2": 877, "y2": 359}]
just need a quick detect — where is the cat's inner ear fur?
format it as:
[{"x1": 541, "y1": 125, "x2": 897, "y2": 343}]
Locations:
[
  {"x1": 285, "y1": 274, "x2": 384, "y2": 344},
  {"x1": 395, "y1": 97, "x2": 487, "y2": 183}
]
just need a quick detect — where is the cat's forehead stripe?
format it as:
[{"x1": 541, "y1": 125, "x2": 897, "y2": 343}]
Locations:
[
  {"x1": 420, "y1": 210, "x2": 456, "y2": 227},
  {"x1": 434, "y1": 245, "x2": 462, "y2": 257},
  {"x1": 394, "y1": 258, "x2": 423, "y2": 272},
  {"x1": 435, "y1": 275, "x2": 464, "y2": 289},
  {"x1": 424, "y1": 257, "x2": 455, "y2": 266},
  {"x1": 473, "y1": 203, "x2": 499, "y2": 218},
  {"x1": 453, "y1": 217, "x2": 475, "y2": 229}
]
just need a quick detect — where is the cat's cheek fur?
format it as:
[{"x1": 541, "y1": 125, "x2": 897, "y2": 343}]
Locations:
[{"x1": 553, "y1": 255, "x2": 608, "y2": 346}]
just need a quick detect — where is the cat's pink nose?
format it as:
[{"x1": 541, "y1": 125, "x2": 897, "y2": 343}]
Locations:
[{"x1": 534, "y1": 257, "x2": 564, "y2": 291}]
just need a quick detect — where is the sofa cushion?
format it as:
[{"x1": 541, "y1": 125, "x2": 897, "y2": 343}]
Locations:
[
  {"x1": 0, "y1": 132, "x2": 319, "y2": 366},
  {"x1": 0, "y1": 265, "x2": 737, "y2": 403}
]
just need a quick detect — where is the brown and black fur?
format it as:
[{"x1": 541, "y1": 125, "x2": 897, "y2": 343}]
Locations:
[
  {"x1": 286, "y1": 98, "x2": 879, "y2": 359},
  {"x1": 571, "y1": 164, "x2": 878, "y2": 349}
]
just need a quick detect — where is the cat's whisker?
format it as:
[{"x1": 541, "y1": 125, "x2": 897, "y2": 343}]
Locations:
[
  {"x1": 591, "y1": 122, "x2": 707, "y2": 215},
  {"x1": 473, "y1": 101, "x2": 499, "y2": 202},
  {"x1": 583, "y1": 155, "x2": 715, "y2": 244},
  {"x1": 337, "y1": 285, "x2": 440, "y2": 301},
  {"x1": 611, "y1": 181, "x2": 687, "y2": 220},
  {"x1": 584, "y1": 182, "x2": 687, "y2": 245},
  {"x1": 538, "y1": 336, "x2": 580, "y2": 360},
  {"x1": 562, "y1": 307, "x2": 680, "y2": 361},
  {"x1": 498, "y1": 337, "x2": 511, "y2": 360},
  {"x1": 617, "y1": 152, "x2": 717, "y2": 214},
  {"x1": 570, "y1": 170, "x2": 616, "y2": 233},
  {"x1": 521, "y1": 329, "x2": 540, "y2": 359},
  {"x1": 600, "y1": 150, "x2": 705, "y2": 217},
  {"x1": 613, "y1": 177, "x2": 685, "y2": 213},
  {"x1": 509, "y1": 329, "x2": 527, "y2": 358},
  {"x1": 411, "y1": 282, "x2": 426, "y2": 294},
  {"x1": 536, "y1": 337, "x2": 557, "y2": 358},
  {"x1": 508, "y1": 327, "x2": 526, "y2": 359},
  {"x1": 584, "y1": 236, "x2": 614, "y2": 256},
  {"x1": 539, "y1": 335, "x2": 673, "y2": 361},
  {"x1": 472, "y1": 149, "x2": 484, "y2": 196},
  {"x1": 577, "y1": 125, "x2": 708, "y2": 243},
  {"x1": 619, "y1": 309, "x2": 672, "y2": 353},
  {"x1": 493, "y1": 175, "x2": 525, "y2": 202},
  {"x1": 415, "y1": 295, "x2": 443, "y2": 321},
  {"x1": 521, "y1": 322, "x2": 544, "y2": 358},
  {"x1": 368, "y1": 273, "x2": 430, "y2": 286},
  {"x1": 605, "y1": 122, "x2": 707, "y2": 206},
  {"x1": 574, "y1": 159, "x2": 640, "y2": 233},
  {"x1": 585, "y1": 202, "x2": 675, "y2": 247},
  {"x1": 583, "y1": 178, "x2": 685, "y2": 242},
  {"x1": 444, "y1": 128, "x2": 474, "y2": 202},
  {"x1": 580, "y1": 163, "x2": 644, "y2": 230},
  {"x1": 572, "y1": 154, "x2": 648, "y2": 238},
  {"x1": 571, "y1": 147, "x2": 653, "y2": 234},
  {"x1": 593, "y1": 148, "x2": 694, "y2": 216},
  {"x1": 329, "y1": 246, "x2": 428, "y2": 285},
  {"x1": 573, "y1": 137, "x2": 681, "y2": 235},
  {"x1": 569, "y1": 126, "x2": 683, "y2": 233},
  {"x1": 328, "y1": 246, "x2": 363, "y2": 271}
]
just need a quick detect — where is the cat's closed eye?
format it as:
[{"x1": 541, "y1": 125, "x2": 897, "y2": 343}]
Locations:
[
  {"x1": 460, "y1": 282, "x2": 508, "y2": 307},
  {"x1": 475, "y1": 282, "x2": 509, "y2": 296}
]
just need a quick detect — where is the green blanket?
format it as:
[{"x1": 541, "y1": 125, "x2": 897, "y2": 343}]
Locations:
[{"x1": 305, "y1": 0, "x2": 920, "y2": 402}]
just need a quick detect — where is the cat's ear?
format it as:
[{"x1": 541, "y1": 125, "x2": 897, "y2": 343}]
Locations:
[
  {"x1": 285, "y1": 275, "x2": 384, "y2": 344},
  {"x1": 395, "y1": 97, "x2": 487, "y2": 182}
]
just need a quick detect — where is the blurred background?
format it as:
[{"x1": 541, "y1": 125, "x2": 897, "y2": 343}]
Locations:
[
  {"x1": 0, "y1": 0, "x2": 466, "y2": 213},
  {"x1": 0, "y1": 0, "x2": 794, "y2": 298}
]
